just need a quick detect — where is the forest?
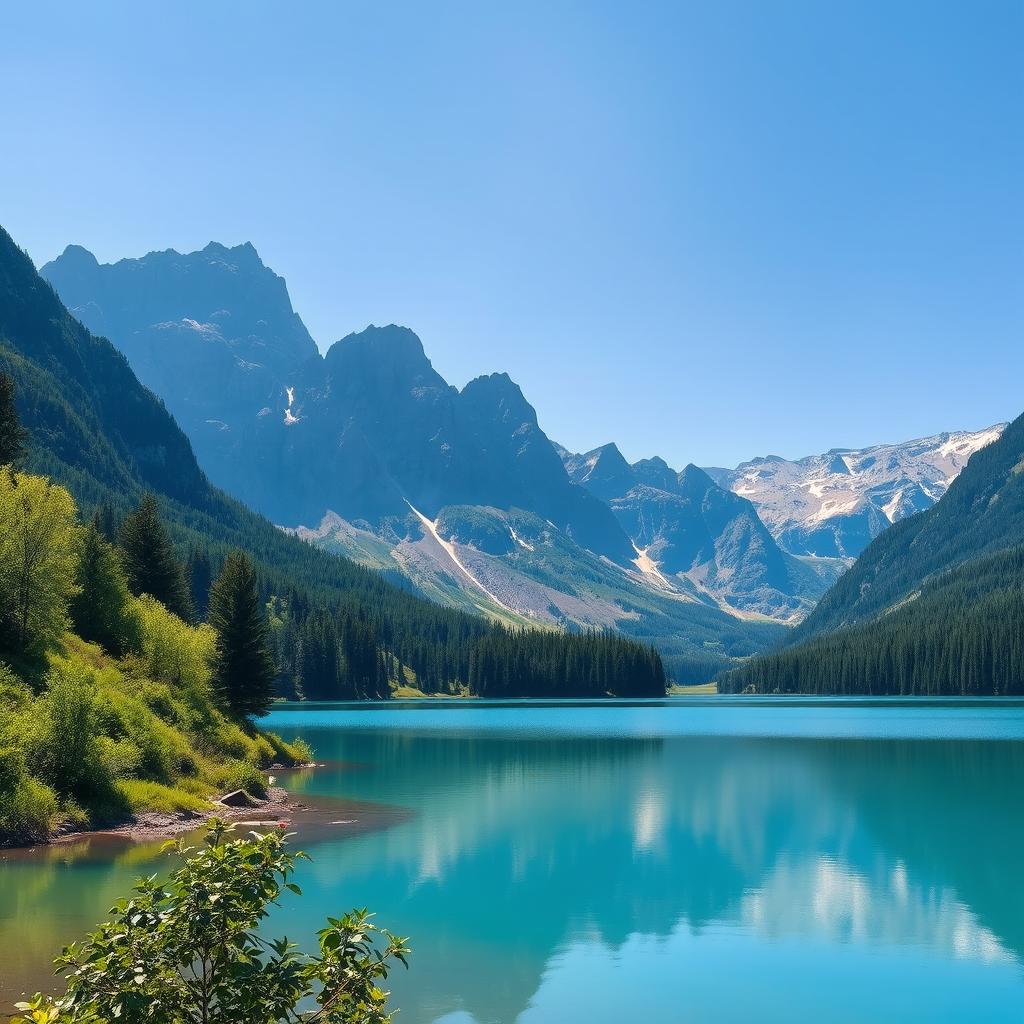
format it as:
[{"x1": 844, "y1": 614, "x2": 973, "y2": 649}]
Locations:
[{"x1": 720, "y1": 545, "x2": 1024, "y2": 696}]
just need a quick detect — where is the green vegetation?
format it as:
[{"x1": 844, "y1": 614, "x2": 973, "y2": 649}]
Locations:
[
  {"x1": 722, "y1": 411, "x2": 1024, "y2": 695},
  {"x1": 720, "y1": 546, "x2": 1024, "y2": 695},
  {"x1": 70, "y1": 519, "x2": 140, "y2": 656},
  {"x1": 209, "y1": 550, "x2": 276, "y2": 718},
  {"x1": 469, "y1": 627, "x2": 666, "y2": 698},
  {"x1": 0, "y1": 463, "x2": 306, "y2": 845},
  {"x1": 0, "y1": 223, "x2": 666, "y2": 699},
  {"x1": 13, "y1": 821, "x2": 409, "y2": 1024},
  {"x1": 0, "y1": 369, "x2": 25, "y2": 465},
  {"x1": 117, "y1": 494, "x2": 194, "y2": 621},
  {"x1": 0, "y1": 468, "x2": 80, "y2": 670}
]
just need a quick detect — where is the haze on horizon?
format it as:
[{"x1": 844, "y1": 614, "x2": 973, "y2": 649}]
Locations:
[{"x1": 1, "y1": 0, "x2": 1021, "y2": 469}]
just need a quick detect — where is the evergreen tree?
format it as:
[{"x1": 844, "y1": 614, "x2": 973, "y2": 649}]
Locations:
[
  {"x1": 187, "y1": 545, "x2": 214, "y2": 619},
  {"x1": 70, "y1": 519, "x2": 140, "y2": 656},
  {"x1": 118, "y1": 494, "x2": 193, "y2": 620},
  {"x1": 0, "y1": 372, "x2": 26, "y2": 467},
  {"x1": 208, "y1": 550, "x2": 276, "y2": 718}
]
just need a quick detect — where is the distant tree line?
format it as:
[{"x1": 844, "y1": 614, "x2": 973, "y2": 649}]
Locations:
[{"x1": 468, "y1": 626, "x2": 666, "y2": 698}]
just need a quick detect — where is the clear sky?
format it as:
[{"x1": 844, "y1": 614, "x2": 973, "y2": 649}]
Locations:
[{"x1": 1, "y1": 1, "x2": 1021, "y2": 468}]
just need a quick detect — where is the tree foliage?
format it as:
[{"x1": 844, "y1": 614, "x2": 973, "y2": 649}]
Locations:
[
  {"x1": 118, "y1": 494, "x2": 193, "y2": 621},
  {"x1": 0, "y1": 369, "x2": 26, "y2": 466},
  {"x1": 13, "y1": 821, "x2": 410, "y2": 1024},
  {"x1": 208, "y1": 550, "x2": 277, "y2": 717},
  {"x1": 70, "y1": 519, "x2": 141, "y2": 656},
  {"x1": 721, "y1": 546, "x2": 1024, "y2": 696},
  {"x1": 0, "y1": 470, "x2": 80, "y2": 667},
  {"x1": 134, "y1": 593, "x2": 217, "y2": 693}
]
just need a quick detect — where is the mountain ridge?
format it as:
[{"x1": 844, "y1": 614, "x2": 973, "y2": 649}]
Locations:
[{"x1": 706, "y1": 425, "x2": 1006, "y2": 558}]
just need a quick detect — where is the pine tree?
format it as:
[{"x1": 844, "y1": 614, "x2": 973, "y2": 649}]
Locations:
[
  {"x1": 118, "y1": 494, "x2": 193, "y2": 620},
  {"x1": 70, "y1": 519, "x2": 140, "y2": 656},
  {"x1": 208, "y1": 550, "x2": 276, "y2": 718},
  {"x1": 187, "y1": 546, "x2": 214, "y2": 619},
  {"x1": 0, "y1": 372, "x2": 26, "y2": 467}
]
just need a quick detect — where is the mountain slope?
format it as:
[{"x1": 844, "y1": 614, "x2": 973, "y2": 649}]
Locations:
[
  {"x1": 303, "y1": 503, "x2": 784, "y2": 682},
  {"x1": 2, "y1": 225, "x2": 665, "y2": 698},
  {"x1": 720, "y1": 411, "x2": 1024, "y2": 695},
  {"x1": 707, "y1": 426, "x2": 1005, "y2": 558},
  {"x1": 42, "y1": 248, "x2": 633, "y2": 560},
  {"x1": 562, "y1": 444, "x2": 841, "y2": 620}
]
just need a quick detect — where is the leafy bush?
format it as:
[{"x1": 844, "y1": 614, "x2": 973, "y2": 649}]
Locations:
[
  {"x1": 28, "y1": 662, "x2": 119, "y2": 809},
  {"x1": 218, "y1": 759, "x2": 269, "y2": 798},
  {"x1": 13, "y1": 822, "x2": 410, "y2": 1024},
  {"x1": 133, "y1": 594, "x2": 216, "y2": 694}
]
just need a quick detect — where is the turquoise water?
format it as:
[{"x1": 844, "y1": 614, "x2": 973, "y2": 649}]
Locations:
[{"x1": 3, "y1": 698, "x2": 1024, "y2": 1021}]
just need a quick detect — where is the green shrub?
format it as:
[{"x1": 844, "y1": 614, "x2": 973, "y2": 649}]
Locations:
[
  {"x1": 218, "y1": 759, "x2": 268, "y2": 798},
  {"x1": 1, "y1": 775, "x2": 59, "y2": 843},
  {"x1": 29, "y1": 662, "x2": 117, "y2": 806},
  {"x1": 13, "y1": 823, "x2": 409, "y2": 1024},
  {"x1": 134, "y1": 594, "x2": 215, "y2": 694},
  {"x1": 0, "y1": 748, "x2": 58, "y2": 843}
]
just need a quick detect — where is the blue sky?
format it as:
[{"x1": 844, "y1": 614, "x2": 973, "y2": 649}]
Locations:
[{"x1": 1, "y1": 1, "x2": 1021, "y2": 468}]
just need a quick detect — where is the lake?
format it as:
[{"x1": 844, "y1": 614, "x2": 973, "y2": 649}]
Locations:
[{"x1": 2, "y1": 698, "x2": 1024, "y2": 1021}]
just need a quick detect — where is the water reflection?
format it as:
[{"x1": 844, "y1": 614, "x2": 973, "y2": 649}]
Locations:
[
  {"x1": 262, "y1": 721, "x2": 1024, "y2": 1023},
  {"x1": 3, "y1": 705, "x2": 1023, "y2": 1022}
]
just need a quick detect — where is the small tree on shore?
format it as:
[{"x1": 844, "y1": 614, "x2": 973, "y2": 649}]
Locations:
[
  {"x1": 209, "y1": 549, "x2": 276, "y2": 718},
  {"x1": 13, "y1": 821, "x2": 410, "y2": 1024}
]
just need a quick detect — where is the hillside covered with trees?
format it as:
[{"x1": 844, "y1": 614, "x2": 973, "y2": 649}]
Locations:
[{"x1": 721, "y1": 411, "x2": 1024, "y2": 695}]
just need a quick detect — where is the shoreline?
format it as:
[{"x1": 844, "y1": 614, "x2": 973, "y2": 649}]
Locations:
[
  {"x1": 48, "y1": 785, "x2": 298, "y2": 847},
  {"x1": 2, "y1": 767, "x2": 415, "y2": 856}
]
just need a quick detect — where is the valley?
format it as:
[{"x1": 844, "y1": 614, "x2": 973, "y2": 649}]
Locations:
[{"x1": 40, "y1": 241, "x2": 1000, "y2": 683}]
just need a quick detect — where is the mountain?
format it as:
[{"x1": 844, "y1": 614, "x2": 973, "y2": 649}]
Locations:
[
  {"x1": 42, "y1": 247, "x2": 632, "y2": 560},
  {"x1": 42, "y1": 242, "x2": 319, "y2": 505},
  {"x1": 2, "y1": 224, "x2": 666, "y2": 698},
  {"x1": 42, "y1": 241, "x2": 783, "y2": 680},
  {"x1": 707, "y1": 426, "x2": 1006, "y2": 558},
  {"x1": 561, "y1": 443, "x2": 842, "y2": 620},
  {"x1": 720, "y1": 411, "x2": 1024, "y2": 695}
]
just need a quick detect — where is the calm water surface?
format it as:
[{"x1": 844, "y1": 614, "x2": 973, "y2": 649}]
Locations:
[{"x1": 3, "y1": 698, "x2": 1024, "y2": 1022}]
